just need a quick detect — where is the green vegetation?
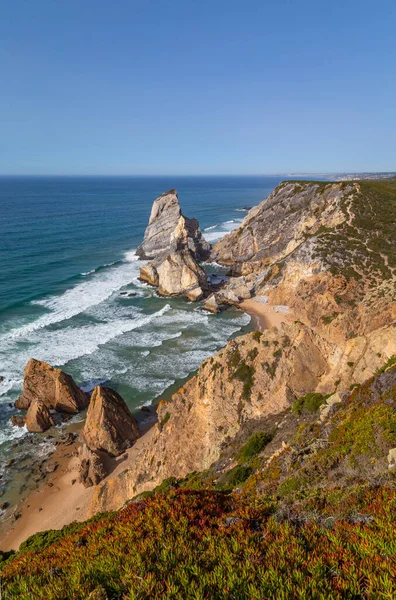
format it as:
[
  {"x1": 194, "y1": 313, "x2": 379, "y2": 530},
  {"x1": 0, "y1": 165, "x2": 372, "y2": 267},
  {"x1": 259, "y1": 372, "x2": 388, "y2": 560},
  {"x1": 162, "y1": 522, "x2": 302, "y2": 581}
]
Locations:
[
  {"x1": 277, "y1": 475, "x2": 301, "y2": 496},
  {"x1": 158, "y1": 411, "x2": 171, "y2": 431},
  {"x1": 238, "y1": 431, "x2": 273, "y2": 463},
  {"x1": 306, "y1": 179, "x2": 396, "y2": 292},
  {"x1": 247, "y1": 347, "x2": 259, "y2": 361},
  {"x1": 375, "y1": 354, "x2": 396, "y2": 375},
  {"x1": 292, "y1": 392, "x2": 331, "y2": 415},
  {"x1": 232, "y1": 361, "x2": 255, "y2": 399},
  {"x1": 2, "y1": 486, "x2": 395, "y2": 599},
  {"x1": 322, "y1": 312, "x2": 339, "y2": 325},
  {"x1": 222, "y1": 464, "x2": 252, "y2": 489}
]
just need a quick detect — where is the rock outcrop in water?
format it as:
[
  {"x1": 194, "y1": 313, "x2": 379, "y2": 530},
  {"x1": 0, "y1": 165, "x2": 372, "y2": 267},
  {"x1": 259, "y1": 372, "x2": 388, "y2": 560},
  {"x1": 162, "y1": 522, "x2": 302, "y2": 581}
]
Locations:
[
  {"x1": 82, "y1": 386, "x2": 140, "y2": 457},
  {"x1": 137, "y1": 190, "x2": 211, "y2": 300},
  {"x1": 140, "y1": 249, "x2": 207, "y2": 300},
  {"x1": 136, "y1": 189, "x2": 210, "y2": 261},
  {"x1": 15, "y1": 359, "x2": 89, "y2": 414}
]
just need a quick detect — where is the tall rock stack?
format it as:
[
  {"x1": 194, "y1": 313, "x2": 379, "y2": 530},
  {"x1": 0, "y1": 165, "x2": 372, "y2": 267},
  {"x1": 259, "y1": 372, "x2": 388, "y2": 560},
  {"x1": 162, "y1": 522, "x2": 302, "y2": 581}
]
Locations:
[
  {"x1": 82, "y1": 386, "x2": 140, "y2": 457},
  {"x1": 136, "y1": 189, "x2": 210, "y2": 261},
  {"x1": 137, "y1": 190, "x2": 211, "y2": 300},
  {"x1": 78, "y1": 386, "x2": 140, "y2": 488}
]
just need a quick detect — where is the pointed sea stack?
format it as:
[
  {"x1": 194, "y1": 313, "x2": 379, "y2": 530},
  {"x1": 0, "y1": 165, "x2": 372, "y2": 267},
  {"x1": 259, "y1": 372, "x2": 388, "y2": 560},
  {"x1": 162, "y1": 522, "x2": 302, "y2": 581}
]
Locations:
[
  {"x1": 137, "y1": 190, "x2": 211, "y2": 300},
  {"x1": 136, "y1": 189, "x2": 210, "y2": 261},
  {"x1": 15, "y1": 358, "x2": 89, "y2": 414},
  {"x1": 82, "y1": 386, "x2": 140, "y2": 457}
]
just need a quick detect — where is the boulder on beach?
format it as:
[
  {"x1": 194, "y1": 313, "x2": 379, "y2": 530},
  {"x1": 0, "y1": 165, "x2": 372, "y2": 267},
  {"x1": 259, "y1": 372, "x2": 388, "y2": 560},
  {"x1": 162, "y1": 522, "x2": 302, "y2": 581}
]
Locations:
[
  {"x1": 15, "y1": 359, "x2": 89, "y2": 414},
  {"x1": 136, "y1": 189, "x2": 210, "y2": 261},
  {"x1": 139, "y1": 262, "x2": 159, "y2": 286},
  {"x1": 202, "y1": 293, "x2": 223, "y2": 314},
  {"x1": 78, "y1": 444, "x2": 107, "y2": 487},
  {"x1": 82, "y1": 386, "x2": 140, "y2": 457},
  {"x1": 185, "y1": 287, "x2": 204, "y2": 302},
  {"x1": 11, "y1": 415, "x2": 26, "y2": 428},
  {"x1": 25, "y1": 399, "x2": 54, "y2": 433}
]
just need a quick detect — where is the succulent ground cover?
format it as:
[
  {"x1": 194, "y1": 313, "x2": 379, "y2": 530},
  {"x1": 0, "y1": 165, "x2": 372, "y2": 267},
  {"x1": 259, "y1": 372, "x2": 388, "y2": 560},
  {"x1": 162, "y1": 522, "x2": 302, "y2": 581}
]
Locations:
[{"x1": 1, "y1": 486, "x2": 395, "y2": 599}]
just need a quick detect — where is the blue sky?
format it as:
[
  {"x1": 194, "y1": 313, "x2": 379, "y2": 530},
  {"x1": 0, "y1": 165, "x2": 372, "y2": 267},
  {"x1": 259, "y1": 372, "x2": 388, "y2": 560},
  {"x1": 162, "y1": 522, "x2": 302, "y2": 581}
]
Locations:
[{"x1": 1, "y1": 0, "x2": 395, "y2": 175}]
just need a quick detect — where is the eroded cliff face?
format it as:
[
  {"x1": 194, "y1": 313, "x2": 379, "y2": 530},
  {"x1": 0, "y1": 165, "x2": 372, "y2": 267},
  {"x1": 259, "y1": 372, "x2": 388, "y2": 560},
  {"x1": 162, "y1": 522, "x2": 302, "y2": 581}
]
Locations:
[
  {"x1": 89, "y1": 179, "x2": 395, "y2": 515},
  {"x1": 89, "y1": 318, "x2": 395, "y2": 513},
  {"x1": 211, "y1": 180, "x2": 396, "y2": 343}
]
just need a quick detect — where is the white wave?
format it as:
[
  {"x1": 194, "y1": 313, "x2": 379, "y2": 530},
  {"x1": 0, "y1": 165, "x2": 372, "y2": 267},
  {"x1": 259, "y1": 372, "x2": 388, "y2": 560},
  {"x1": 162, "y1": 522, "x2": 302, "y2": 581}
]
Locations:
[
  {"x1": 115, "y1": 327, "x2": 183, "y2": 350},
  {"x1": 0, "y1": 422, "x2": 28, "y2": 446},
  {"x1": 0, "y1": 378, "x2": 19, "y2": 398},
  {"x1": 123, "y1": 249, "x2": 139, "y2": 262},
  {"x1": 102, "y1": 261, "x2": 118, "y2": 268},
  {"x1": 80, "y1": 378, "x2": 108, "y2": 392},
  {"x1": 81, "y1": 269, "x2": 96, "y2": 276},
  {"x1": 204, "y1": 224, "x2": 218, "y2": 231},
  {"x1": 3, "y1": 249, "x2": 141, "y2": 340},
  {"x1": 203, "y1": 218, "x2": 243, "y2": 243},
  {"x1": 203, "y1": 260, "x2": 224, "y2": 268},
  {"x1": 0, "y1": 304, "x2": 171, "y2": 397}
]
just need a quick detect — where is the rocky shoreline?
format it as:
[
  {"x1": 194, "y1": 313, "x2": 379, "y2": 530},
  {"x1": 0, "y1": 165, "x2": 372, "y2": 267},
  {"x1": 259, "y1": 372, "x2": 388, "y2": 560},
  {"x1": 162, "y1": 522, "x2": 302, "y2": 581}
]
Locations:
[{"x1": 1, "y1": 180, "x2": 395, "y2": 551}]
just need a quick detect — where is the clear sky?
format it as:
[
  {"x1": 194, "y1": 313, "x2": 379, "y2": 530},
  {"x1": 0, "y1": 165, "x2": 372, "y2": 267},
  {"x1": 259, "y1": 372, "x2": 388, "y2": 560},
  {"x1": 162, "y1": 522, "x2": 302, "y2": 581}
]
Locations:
[{"x1": 1, "y1": 0, "x2": 395, "y2": 175}]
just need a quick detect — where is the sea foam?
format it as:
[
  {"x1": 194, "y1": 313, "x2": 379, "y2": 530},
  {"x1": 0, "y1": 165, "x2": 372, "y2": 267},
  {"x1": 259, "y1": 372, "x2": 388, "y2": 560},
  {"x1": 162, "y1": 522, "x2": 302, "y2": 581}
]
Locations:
[{"x1": 5, "y1": 250, "x2": 141, "y2": 340}]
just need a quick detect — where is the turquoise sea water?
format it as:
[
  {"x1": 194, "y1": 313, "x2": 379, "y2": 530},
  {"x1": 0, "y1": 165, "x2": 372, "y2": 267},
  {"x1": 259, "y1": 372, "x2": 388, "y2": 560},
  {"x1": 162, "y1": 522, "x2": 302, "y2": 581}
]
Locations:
[{"x1": 0, "y1": 176, "x2": 283, "y2": 457}]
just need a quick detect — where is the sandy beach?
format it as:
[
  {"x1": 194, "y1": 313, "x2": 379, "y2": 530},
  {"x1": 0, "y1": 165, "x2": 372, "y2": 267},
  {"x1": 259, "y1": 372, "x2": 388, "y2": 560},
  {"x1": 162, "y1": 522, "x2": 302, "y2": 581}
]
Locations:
[
  {"x1": 0, "y1": 413, "x2": 157, "y2": 551},
  {"x1": 240, "y1": 298, "x2": 292, "y2": 331},
  {"x1": 0, "y1": 435, "x2": 92, "y2": 551}
]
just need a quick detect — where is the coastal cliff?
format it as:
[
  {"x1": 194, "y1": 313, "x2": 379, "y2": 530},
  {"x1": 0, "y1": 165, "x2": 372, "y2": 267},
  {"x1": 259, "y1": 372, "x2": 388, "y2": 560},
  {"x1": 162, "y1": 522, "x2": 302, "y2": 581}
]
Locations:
[
  {"x1": 2, "y1": 362, "x2": 395, "y2": 598},
  {"x1": 1, "y1": 180, "x2": 395, "y2": 599},
  {"x1": 90, "y1": 179, "x2": 396, "y2": 511},
  {"x1": 211, "y1": 180, "x2": 395, "y2": 342}
]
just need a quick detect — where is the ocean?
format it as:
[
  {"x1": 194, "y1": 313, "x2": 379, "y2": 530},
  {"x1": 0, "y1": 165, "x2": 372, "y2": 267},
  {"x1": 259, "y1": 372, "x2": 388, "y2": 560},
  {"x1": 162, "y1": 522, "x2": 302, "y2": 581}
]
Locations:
[{"x1": 0, "y1": 175, "x2": 283, "y2": 487}]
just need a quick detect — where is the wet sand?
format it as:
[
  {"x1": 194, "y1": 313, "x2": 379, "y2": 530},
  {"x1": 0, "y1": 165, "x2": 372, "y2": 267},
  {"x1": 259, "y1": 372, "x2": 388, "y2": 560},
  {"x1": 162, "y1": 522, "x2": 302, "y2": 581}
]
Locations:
[{"x1": 0, "y1": 435, "x2": 92, "y2": 551}]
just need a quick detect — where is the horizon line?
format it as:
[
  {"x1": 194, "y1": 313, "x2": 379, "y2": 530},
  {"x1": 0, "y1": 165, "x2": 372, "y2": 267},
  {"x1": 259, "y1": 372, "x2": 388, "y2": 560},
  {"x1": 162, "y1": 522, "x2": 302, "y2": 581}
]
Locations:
[{"x1": 0, "y1": 171, "x2": 394, "y2": 178}]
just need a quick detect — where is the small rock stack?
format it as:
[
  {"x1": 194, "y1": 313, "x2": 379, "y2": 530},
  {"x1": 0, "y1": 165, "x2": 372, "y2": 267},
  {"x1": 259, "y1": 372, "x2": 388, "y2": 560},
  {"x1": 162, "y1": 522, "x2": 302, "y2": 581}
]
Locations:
[
  {"x1": 12, "y1": 359, "x2": 140, "y2": 489},
  {"x1": 14, "y1": 358, "x2": 89, "y2": 432}
]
